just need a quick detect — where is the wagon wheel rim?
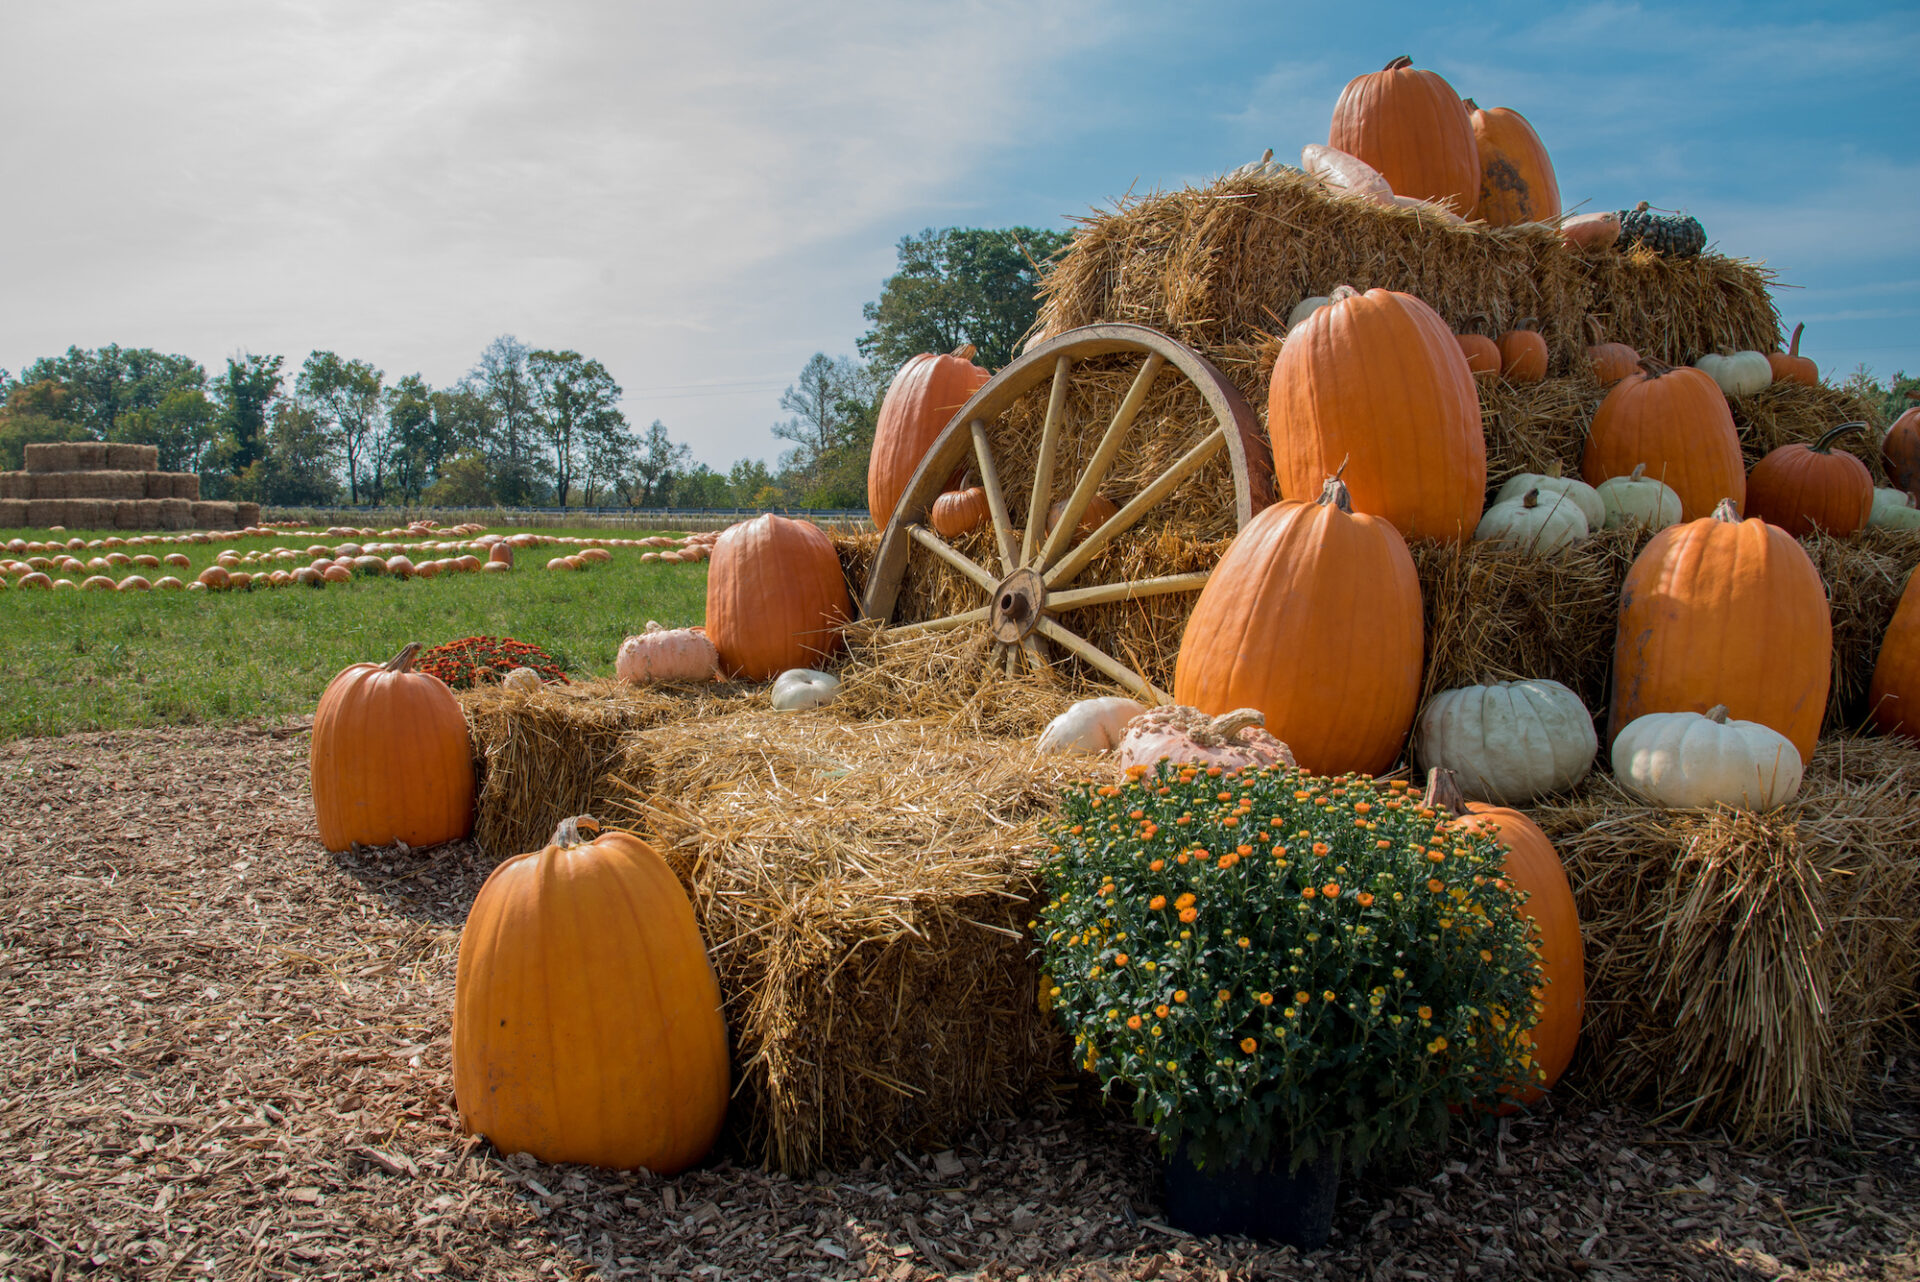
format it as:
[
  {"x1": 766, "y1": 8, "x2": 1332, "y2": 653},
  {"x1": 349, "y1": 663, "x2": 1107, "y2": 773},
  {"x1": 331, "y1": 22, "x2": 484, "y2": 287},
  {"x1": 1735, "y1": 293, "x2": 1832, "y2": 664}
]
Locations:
[{"x1": 861, "y1": 322, "x2": 1274, "y2": 702}]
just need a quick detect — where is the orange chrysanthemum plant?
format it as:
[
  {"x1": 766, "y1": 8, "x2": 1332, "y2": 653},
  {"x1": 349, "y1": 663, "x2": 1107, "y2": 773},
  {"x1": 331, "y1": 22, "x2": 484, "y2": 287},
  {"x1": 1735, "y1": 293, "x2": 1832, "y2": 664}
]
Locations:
[{"x1": 1037, "y1": 762, "x2": 1542, "y2": 1175}]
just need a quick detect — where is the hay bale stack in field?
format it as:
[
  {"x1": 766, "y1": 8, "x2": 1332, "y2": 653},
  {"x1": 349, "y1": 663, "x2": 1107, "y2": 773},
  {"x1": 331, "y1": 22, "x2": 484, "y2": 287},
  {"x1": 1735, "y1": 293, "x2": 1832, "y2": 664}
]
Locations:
[
  {"x1": 0, "y1": 499, "x2": 25, "y2": 526},
  {"x1": 2, "y1": 444, "x2": 218, "y2": 530},
  {"x1": 23, "y1": 442, "x2": 82, "y2": 472},
  {"x1": 104, "y1": 442, "x2": 159, "y2": 471},
  {"x1": 144, "y1": 471, "x2": 200, "y2": 500},
  {"x1": 1532, "y1": 736, "x2": 1920, "y2": 1139},
  {"x1": 0, "y1": 472, "x2": 26, "y2": 500},
  {"x1": 37, "y1": 470, "x2": 149, "y2": 500}
]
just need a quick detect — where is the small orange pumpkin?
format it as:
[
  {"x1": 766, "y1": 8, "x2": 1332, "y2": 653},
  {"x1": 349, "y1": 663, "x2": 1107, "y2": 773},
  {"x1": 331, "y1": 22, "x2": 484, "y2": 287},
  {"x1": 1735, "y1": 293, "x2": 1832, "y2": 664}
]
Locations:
[
  {"x1": 1497, "y1": 319, "x2": 1549, "y2": 382},
  {"x1": 1744, "y1": 421, "x2": 1874, "y2": 538},
  {"x1": 1455, "y1": 319, "x2": 1501, "y2": 377},
  {"x1": 1581, "y1": 359, "x2": 1746, "y2": 520},
  {"x1": 1585, "y1": 317, "x2": 1640, "y2": 387},
  {"x1": 1046, "y1": 493, "x2": 1119, "y2": 538},
  {"x1": 1766, "y1": 323, "x2": 1819, "y2": 388},
  {"x1": 930, "y1": 486, "x2": 990, "y2": 538},
  {"x1": 1559, "y1": 211, "x2": 1621, "y2": 251}
]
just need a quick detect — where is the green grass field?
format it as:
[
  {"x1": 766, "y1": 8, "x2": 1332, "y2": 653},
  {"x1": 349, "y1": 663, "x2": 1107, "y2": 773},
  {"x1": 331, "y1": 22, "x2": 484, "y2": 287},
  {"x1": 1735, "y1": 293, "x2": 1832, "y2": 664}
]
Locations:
[{"x1": 0, "y1": 527, "x2": 707, "y2": 740}]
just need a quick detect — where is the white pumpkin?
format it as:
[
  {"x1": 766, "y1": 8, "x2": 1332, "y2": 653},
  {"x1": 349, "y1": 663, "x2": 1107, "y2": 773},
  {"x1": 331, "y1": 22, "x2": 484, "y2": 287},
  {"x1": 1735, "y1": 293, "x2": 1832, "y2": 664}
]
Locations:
[
  {"x1": 1223, "y1": 147, "x2": 1290, "y2": 182},
  {"x1": 1595, "y1": 463, "x2": 1683, "y2": 531},
  {"x1": 771, "y1": 668, "x2": 840, "y2": 712},
  {"x1": 615, "y1": 621, "x2": 719, "y2": 684},
  {"x1": 1036, "y1": 696, "x2": 1148, "y2": 756},
  {"x1": 501, "y1": 666, "x2": 542, "y2": 693},
  {"x1": 1492, "y1": 472, "x2": 1605, "y2": 532},
  {"x1": 1299, "y1": 143, "x2": 1394, "y2": 205},
  {"x1": 1286, "y1": 296, "x2": 1332, "y2": 332},
  {"x1": 1870, "y1": 488, "x2": 1920, "y2": 529},
  {"x1": 1693, "y1": 351, "x2": 1773, "y2": 397},
  {"x1": 1611, "y1": 705, "x2": 1803, "y2": 810},
  {"x1": 1473, "y1": 487, "x2": 1588, "y2": 553},
  {"x1": 1412, "y1": 679, "x2": 1597, "y2": 804}
]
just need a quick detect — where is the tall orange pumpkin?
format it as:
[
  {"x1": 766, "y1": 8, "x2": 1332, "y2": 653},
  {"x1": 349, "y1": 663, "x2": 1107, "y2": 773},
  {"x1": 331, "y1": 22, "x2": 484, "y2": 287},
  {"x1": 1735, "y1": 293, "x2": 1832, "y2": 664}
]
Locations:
[
  {"x1": 1744, "y1": 421, "x2": 1873, "y2": 538},
  {"x1": 1329, "y1": 56, "x2": 1479, "y2": 214},
  {"x1": 310, "y1": 642, "x2": 474, "y2": 852},
  {"x1": 1174, "y1": 475, "x2": 1423, "y2": 775},
  {"x1": 1610, "y1": 500, "x2": 1831, "y2": 762},
  {"x1": 1766, "y1": 323, "x2": 1819, "y2": 388},
  {"x1": 1580, "y1": 360, "x2": 1746, "y2": 520},
  {"x1": 1424, "y1": 769, "x2": 1581, "y2": 1105},
  {"x1": 1464, "y1": 99, "x2": 1560, "y2": 226},
  {"x1": 453, "y1": 817, "x2": 728, "y2": 1173},
  {"x1": 1268, "y1": 286, "x2": 1486, "y2": 542},
  {"x1": 867, "y1": 344, "x2": 991, "y2": 529},
  {"x1": 705, "y1": 514, "x2": 852, "y2": 680},
  {"x1": 1868, "y1": 568, "x2": 1920, "y2": 738}
]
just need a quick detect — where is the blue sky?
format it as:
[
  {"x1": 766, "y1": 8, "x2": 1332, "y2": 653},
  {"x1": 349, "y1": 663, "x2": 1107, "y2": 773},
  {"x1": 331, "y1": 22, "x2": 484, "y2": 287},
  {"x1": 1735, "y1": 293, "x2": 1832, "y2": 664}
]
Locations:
[{"x1": 1, "y1": 1, "x2": 1913, "y2": 471}]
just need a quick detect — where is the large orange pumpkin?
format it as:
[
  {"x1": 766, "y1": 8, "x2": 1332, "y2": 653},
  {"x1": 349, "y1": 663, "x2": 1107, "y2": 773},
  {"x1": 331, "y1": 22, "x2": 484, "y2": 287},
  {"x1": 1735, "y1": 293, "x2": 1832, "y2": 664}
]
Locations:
[
  {"x1": 1868, "y1": 567, "x2": 1920, "y2": 738},
  {"x1": 1328, "y1": 56, "x2": 1480, "y2": 214},
  {"x1": 1423, "y1": 769, "x2": 1581, "y2": 1105},
  {"x1": 1580, "y1": 360, "x2": 1746, "y2": 520},
  {"x1": 1744, "y1": 422, "x2": 1874, "y2": 538},
  {"x1": 1464, "y1": 100, "x2": 1560, "y2": 226},
  {"x1": 705, "y1": 514, "x2": 852, "y2": 680},
  {"x1": 1610, "y1": 500, "x2": 1831, "y2": 762},
  {"x1": 1268, "y1": 286, "x2": 1486, "y2": 542},
  {"x1": 1173, "y1": 475, "x2": 1423, "y2": 775},
  {"x1": 453, "y1": 816, "x2": 728, "y2": 1173},
  {"x1": 1767, "y1": 323, "x2": 1819, "y2": 388},
  {"x1": 310, "y1": 642, "x2": 475, "y2": 852},
  {"x1": 1882, "y1": 393, "x2": 1920, "y2": 493},
  {"x1": 867, "y1": 344, "x2": 991, "y2": 529}
]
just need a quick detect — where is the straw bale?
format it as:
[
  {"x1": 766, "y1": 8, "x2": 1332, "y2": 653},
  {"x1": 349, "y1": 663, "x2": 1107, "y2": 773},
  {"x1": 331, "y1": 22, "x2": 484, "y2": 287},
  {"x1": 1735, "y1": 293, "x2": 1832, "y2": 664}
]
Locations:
[
  {"x1": 833, "y1": 622, "x2": 1086, "y2": 739},
  {"x1": 1731, "y1": 382, "x2": 1887, "y2": 479},
  {"x1": 103, "y1": 442, "x2": 158, "y2": 472},
  {"x1": 605, "y1": 711, "x2": 1078, "y2": 1172},
  {"x1": 1576, "y1": 245, "x2": 1780, "y2": 367},
  {"x1": 157, "y1": 498, "x2": 194, "y2": 530},
  {"x1": 235, "y1": 501, "x2": 262, "y2": 527},
  {"x1": 0, "y1": 499, "x2": 25, "y2": 526},
  {"x1": 146, "y1": 471, "x2": 201, "y2": 500},
  {"x1": 1798, "y1": 528, "x2": 1920, "y2": 730},
  {"x1": 1530, "y1": 734, "x2": 1920, "y2": 1140},
  {"x1": 191, "y1": 501, "x2": 240, "y2": 529},
  {"x1": 0, "y1": 472, "x2": 27, "y2": 500},
  {"x1": 38, "y1": 470, "x2": 146, "y2": 500},
  {"x1": 26, "y1": 473, "x2": 73, "y2": 500},
  {"x1": 121, "y1": 500, "x2": 163, "y2": 530},
  {"x1": 1414, "y1": 527, "x2": 1650, "y2": 713},
  {"x1": 26, "y1": 499, "x2": 66, "y2": 528},
  {"x1": 1476, "y1": 375, "x2": 1604, "y2": 486},
  {"x1": 23, "y1": 442, "x2": 79, "y2": 473}
]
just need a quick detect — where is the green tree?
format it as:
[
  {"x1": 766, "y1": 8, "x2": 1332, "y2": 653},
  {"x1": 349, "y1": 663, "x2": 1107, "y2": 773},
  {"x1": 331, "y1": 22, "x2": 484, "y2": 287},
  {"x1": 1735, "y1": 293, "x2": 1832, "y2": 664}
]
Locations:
[
  {"x1": 0, "y1": 381, "x2": 88, "y2": 471},
  {"x1": 421, "y1": 451, "x2": 496, "y2": 506},
  {"x1": 234, "y1": 401, "x2": 341, "y2": 506},
  {"x1": 297, "y1": 352, "x2": 386, "y2": 505},
  {"x1": 671, "y1": 463, "x2": 734, "y2": 509},
  {"x1": 528, "y1": 350, "x2": 625, "y2": 509},
  {"x1": 214, "y1": 353, "x2": 285, "y2": 472},
  {"x1": 15, "y1": 345, "x2": 207, "y2": 439},
  {"x1": 859, "y1": 226, "x2": 1072, "y2": 374},
  {"x1": 471, "y1": 335, "x2": 538, "y2": 505},
  {"x1": 1842, "y1": 365, "x2": 1919, "y2": 426},
  {"x1": 117, "y1": 388, "x2": 219, "y2": 473},
  {"x1": 729, "y1": 457, "x2": 776, "y2": 508},
  {"x1": 771, "y1": 354, "x2": 881, "y2": 507},
  {"x1": 629, "y1": 419, "x2": 691, "y2": 507},
  {"x1": 386, "y1": 373, "x2": 467, "y2": 505}
]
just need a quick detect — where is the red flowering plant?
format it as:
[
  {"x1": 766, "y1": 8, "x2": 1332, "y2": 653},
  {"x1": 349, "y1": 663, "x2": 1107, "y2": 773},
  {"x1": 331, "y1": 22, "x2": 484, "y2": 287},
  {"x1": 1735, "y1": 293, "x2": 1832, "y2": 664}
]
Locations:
[
  {"x1": 1037, "y1": 761, "x2": 1541, "y2": 1175},
  {"x1": 417, "y1": 636, "x2": 570, "y2": 690}
]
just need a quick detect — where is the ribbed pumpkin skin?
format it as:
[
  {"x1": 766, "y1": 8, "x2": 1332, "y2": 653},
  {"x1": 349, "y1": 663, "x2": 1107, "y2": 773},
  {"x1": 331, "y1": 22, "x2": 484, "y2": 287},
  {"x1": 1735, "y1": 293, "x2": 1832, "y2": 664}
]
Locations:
[
  {"x1": 310, "y1": 647, "x2": 474, "y2": 853},
  {"x1": 867, "y1": 348, "x2": 990, "y2": 529},
  {"x1": 706, "y1": 514, "x2": 852, "y2": 680},
  {"x1": 1580, "y1": 365, "x2": 1746, "y2": 520},
  {"x1": 1498, "y1": 327, "x2": 1549, "y2": 382},
  {"x1": 1870, "y1": 569, "x2": 1920, "y2": 738},
  {"x1": 1610, "y1": 507, "x2": 1832, "y2": 762},
  {"x1": 1456, "y1": 333, "x2": 1501, "y2": 375},
  {"x1": 1883, "y1": 405, "x2": 1920, "y2": 494},
  {"x1": 1269, "y1": 288, "x2": 1486, "y2": 542},
  {"x1": 1588, "y1": 341, "x2": 1641, "y2": 386},
  {"x1": 1465, "y1": 101, "x2": 1560, "y2": 226},
  {"x1": 1445, "y1": 804, "x2": 1581, "y2": 1103},
  {"x1": 1745, "y1": 430, "x2": 1873, "y2": 538},
  {"x1": 930, "y1": 487, "x2": 989, "y2": 538},
  {"x1": 453, "y1": 825, "x2": 728, "y2": 1173},
  {"x1": 1173, "y1": 485, "x2": 1423, "y2": 775},
  {"x1": 1329, "y1": 57, "x2": 1480, "y2": 214}
]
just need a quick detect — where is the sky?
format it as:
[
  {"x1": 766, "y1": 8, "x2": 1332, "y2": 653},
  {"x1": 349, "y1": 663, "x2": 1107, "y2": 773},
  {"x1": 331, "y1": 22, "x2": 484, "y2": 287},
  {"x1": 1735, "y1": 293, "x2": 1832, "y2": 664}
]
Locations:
[{"x1": 2, "y1": 1, "x2": 1914, "y2": 472}]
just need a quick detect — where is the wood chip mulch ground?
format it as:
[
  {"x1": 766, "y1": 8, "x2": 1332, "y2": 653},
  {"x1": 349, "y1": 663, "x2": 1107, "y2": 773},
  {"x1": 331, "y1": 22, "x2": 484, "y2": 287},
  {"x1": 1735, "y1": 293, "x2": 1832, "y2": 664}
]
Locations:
[{"x1": 2, "y1": 721, "x2": 1916, "y2": 1281}]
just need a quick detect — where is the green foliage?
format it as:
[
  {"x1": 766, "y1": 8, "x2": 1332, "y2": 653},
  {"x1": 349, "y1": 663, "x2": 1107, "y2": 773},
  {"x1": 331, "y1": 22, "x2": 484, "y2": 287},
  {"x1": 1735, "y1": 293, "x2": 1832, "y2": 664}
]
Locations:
[
  {"x1": 421, "y1": 452, "x2": 497, "y2": 507},
  {"x1": 1841, "y1": 365, "x2": 1919, "y2": 427},
  {"x1": 529, "y1": 350, "x2": 627, "y2": 509},
  {"x1": 216, "y1": 353, "x2": 285, "y2": 473},
  {"x1": 15, "y1": 345, "x2": 208, "y2": 439},
  {"x1": 1040, "y1": 764, "x2": 1540, "y2": 1175},
  {"x1": 235, "y1": 401, "x2": 341, "y2": 506},
  {"x1": 116, "y1": 388, "x2": 218, "y2": 474},
  {"x1": 297, "y1": 352, "x2": 386, "y2": 504},
  {"x1": 860, "y1": 226, "x2": 1072, "y2": 374},
  {"x1": 0, "y1": 384, "x2": 88, "y2": 471},
  {"x1": 771, "y1": 354, "x2": 881, "y2": 508}
]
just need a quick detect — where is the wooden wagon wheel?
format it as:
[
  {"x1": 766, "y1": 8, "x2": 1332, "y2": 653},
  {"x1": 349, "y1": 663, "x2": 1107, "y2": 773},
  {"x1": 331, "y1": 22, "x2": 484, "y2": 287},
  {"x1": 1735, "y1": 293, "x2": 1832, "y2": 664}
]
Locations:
[{"x1": 861, "y1": 323, "x2": 1274, "y2": 702}]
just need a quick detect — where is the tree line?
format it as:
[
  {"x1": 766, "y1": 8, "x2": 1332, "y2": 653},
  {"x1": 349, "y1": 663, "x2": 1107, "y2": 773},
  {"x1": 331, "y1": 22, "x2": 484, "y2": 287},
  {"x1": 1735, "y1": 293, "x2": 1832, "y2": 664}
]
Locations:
[{"x1": 0, "y1": 226, "x2": 1070, "y2": 511}]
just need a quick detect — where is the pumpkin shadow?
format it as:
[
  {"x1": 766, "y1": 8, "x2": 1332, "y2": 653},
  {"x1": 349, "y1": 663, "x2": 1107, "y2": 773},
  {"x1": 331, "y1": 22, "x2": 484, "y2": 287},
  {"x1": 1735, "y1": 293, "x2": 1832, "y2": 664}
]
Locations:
[{"x1": 326, "y1": 835, "x2": 501, "y2": 928}]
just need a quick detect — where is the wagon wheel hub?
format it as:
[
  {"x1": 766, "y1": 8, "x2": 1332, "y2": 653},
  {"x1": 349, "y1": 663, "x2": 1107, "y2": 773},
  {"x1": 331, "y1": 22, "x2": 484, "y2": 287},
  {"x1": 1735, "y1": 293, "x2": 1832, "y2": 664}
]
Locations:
[
  {"x1": 990, "y1": 568, "x2": 1048, "y2": 643},
  {"x1": 862, "y1": 322, "x2": 1274, "y2": 701}
]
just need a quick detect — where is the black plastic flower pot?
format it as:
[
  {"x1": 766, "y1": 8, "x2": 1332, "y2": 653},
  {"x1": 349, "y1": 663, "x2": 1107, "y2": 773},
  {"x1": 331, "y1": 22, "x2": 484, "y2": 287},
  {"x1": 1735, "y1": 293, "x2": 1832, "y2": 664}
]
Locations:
[{"x1": 1161, "y1": 1139, "x2": 1339, "y2": 1249}]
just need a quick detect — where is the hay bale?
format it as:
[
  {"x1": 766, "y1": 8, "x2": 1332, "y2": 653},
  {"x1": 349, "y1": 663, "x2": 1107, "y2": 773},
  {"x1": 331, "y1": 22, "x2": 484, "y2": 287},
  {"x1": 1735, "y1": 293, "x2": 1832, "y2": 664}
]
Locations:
[
  {"x1": 0, "y1": 499, "x2": 26, "y2": 527},
  {"x1": 72, "y1": 442, "x2": 107, "y2": 470},
  {"x1": 147, "y1": 472, "x2": 201, "y2": 500},
  {"x1": 157, "y1": 498, "x2": 194, "y2": 530},
  {"x1": 23, "y1": 443, "x2": 80, "y2": 473},
  {"x1": 1531, "y1": 735, "x2": 1920, "y2": 1139},
  {"x1": 235, "y1": 502, "x2": 262, "y2": 527},
  {"x1": 1800, "y1": 529, "x2": 1920, "y2": 730},
  {"x1": 1576, "y1": 245, "x2": 1780, "y2": 368},
  {"x1": 60, "y1": 471, "x2": 147, "y2": 500},
  {"x1": 27, "y1": 473, "x2": 72, "y2": 500},
  {"x1": 121, "y1": 500, "x2": 164, "y2": 530},
  {"x1": 104, "y1": 443, "x2": 159, "y2": 472},
  {"x1": 0, "y1": 473, "x2": 28, "y2": 500},
  {"x1": 833, "y1": 623, "x2": 1083, "y2": 739},
  {"x1": 1731, "y1": 382, "x2": 1886, "y2": 479},
  {"x1": 607, "y1": 711, "x2": 1076, "y2": 1173},
  {"x1": 190, "y1": 501, "x2": 237, "y2": 529},
  {"x1": 26, "y1": 499, "x2": 66, "y2": 529}
]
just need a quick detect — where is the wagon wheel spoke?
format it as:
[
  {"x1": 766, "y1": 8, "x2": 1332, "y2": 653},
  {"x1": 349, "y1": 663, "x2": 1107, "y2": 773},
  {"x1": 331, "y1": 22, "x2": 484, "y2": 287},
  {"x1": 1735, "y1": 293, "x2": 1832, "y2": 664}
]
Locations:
[
  {"x1": 883, "y1": 605, "x2": 991, "y2": 637},
  {"x1": 1020, "y1": 633, "x2": 1052, "y2": 679},
  {"x1": 1045, "y1": 571, "x2": 1212, "y2": 612},
  {"x1": 1043, "y1": 427, "x2": 1228, "y2": 591},
  {"x1": 1020, "y1": 354, "x2": 1074, "y2": 568},
  {"x1": 1033, "y1": 617, "x2": 1168, "y2": 703},
  {"x1": 970, "y1": 418, "x2": 1020, "y2": 576},
  {"x1": 1036, "y1": 352, "x2": 1165, "y2": 572},
  {"x1": 908, "y1": 524, "x2": 996, "y2": 592}
]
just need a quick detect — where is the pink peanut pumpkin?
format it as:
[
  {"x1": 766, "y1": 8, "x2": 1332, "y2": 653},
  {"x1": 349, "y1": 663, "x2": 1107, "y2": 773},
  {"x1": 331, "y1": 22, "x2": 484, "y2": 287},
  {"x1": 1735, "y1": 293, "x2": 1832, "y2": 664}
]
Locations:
[
  {"x1": 616, "y1": 621, "x2": 719, "y2": 684},
  {"x1": 1113, "y1": 705, "x2": 1297, "y2": 778}
]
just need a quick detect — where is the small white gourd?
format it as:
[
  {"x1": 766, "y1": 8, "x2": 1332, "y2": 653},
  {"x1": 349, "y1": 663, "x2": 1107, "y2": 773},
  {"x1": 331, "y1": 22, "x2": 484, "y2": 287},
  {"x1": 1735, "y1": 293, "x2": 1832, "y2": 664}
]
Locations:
[
  {"x1": 1693, "y1": 351, "x2": 1773, "y2": 397},
  {"x1": 771, "y1": 668, "x2": 840, "y2": 712},
  {"x1": 1870, "y1": 488, "x2": 1920, "y2": 529},
  {"x1": 1595, "y1": 463, "x2": 1683, "y2": 530},
  {"x1": 1473, "y1": 487, "x2": 1589, "y2": 553},
  {"x1": 1036, "y1": 697, "x2": 1147, "y2": 756},
  {"x1": 1286, "y1": 296, "x2": 1332, "y2": 332},
  {"x1": 1492, "y1": 471, "x2": 1606, "y2": 531},
  {"x1": 1412, "y1": 679, "x2": 1597, "y2": 804},
  {"x1": 1611, "y1": 705, "x2": 1802, "y2": 810}
]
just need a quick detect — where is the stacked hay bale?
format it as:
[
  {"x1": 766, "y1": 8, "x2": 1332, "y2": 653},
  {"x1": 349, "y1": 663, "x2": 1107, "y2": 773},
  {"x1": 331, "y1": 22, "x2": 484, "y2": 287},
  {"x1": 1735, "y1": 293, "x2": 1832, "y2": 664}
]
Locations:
[{"x1": 0, "y1": 442, "x2": 259, "y2": 530}]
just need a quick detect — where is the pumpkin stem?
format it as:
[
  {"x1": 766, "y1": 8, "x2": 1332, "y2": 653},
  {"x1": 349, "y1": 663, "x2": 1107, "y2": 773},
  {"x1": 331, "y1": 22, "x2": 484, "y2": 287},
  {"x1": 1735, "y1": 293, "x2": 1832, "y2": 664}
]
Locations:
[
  {"x1": 1329, "y1": 284, "x2": 1360, "y2": 304},
  {"x1": 1585, "y1": 315, "x2": 1606, "y2": 345},
  {"x1": 383, "y1": 642, "x2": 422, "y2": 674},
  {"x1": 1711, "y1": 498, "x2": 1742, "y2": 523},
  {"x1": 1514, "y1": 317, "x2": 1538, "y2": 332},
  {"x1": 1813, "y1": 421, "x2": 1868, "y2": 453},
  {"x1": 1787, "y1": 322, "x2": 1804, "y2": 358},
  {"x1": 950, "y1": 344, "x2": 978, "y2": 361},
  {"x1": 1705, "y1": 705, "x2": 1730, "y2": 725},
  {"x1": 1462, "y1": 97, "x2": 1478, "y2": 111},
  {"x1": 1629, "y1": 463, "x2": 1648, "y2": 481},
  {"x1": 1318, "y1": 472, "x2": 1354, "y2": 513},
  {"x1": 1385, "y1": 55, "x2": 1413, "y2": 70},
  {"x1": 1522, "y1": 488, "x2": 1542, "y2": 509},
  {"x1": 1209, "y1": 708, "x2": 1266, "y2": 742},
  {"x1": 1420, "y1": 767, "x2": 1467, "y2": 817},
  {"x1": 552, "y1": 815, "x2": 602, "y2": 848},
  {"x1": 1636, "y1": 356, "x2": 1675, "y2": 379}
]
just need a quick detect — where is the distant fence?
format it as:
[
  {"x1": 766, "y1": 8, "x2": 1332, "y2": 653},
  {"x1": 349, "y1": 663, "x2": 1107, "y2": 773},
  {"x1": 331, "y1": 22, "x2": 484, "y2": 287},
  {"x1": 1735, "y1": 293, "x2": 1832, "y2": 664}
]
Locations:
[{"x1": 261, "y1": 506, "x2": 874, "y2": 534}]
